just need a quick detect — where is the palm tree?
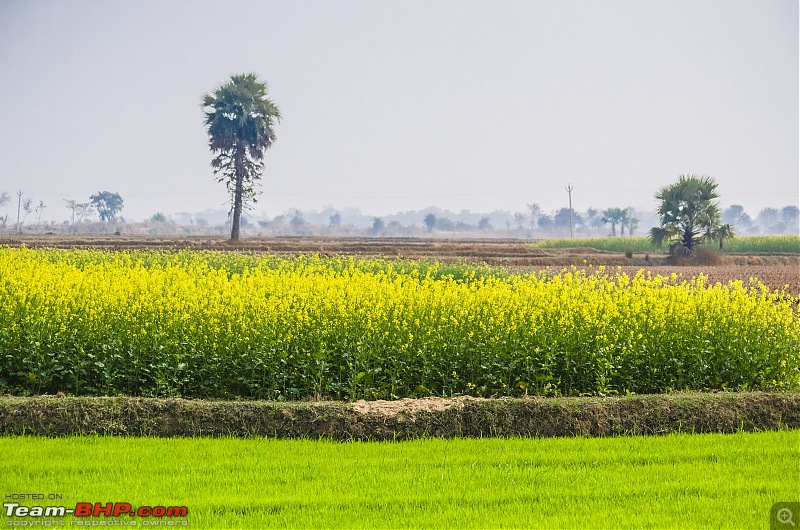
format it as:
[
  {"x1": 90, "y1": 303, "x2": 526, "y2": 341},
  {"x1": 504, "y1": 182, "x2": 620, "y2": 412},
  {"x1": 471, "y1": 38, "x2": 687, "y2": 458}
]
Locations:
[
  {"x1": 601, "y1": 207, "x2": 627, "y2": 236},
  {"x1": 621, "y1": 208, "x2": 639, "y2": 236},
  {"x1": 203, "y1": 73, "x2": 281, "y2": 241},
  {"x1": 649, "y1": 174, "x2": 721, "y2": 253},
  {"x1": 712, "y1": 223, "x2": 735, "y2": 250}
]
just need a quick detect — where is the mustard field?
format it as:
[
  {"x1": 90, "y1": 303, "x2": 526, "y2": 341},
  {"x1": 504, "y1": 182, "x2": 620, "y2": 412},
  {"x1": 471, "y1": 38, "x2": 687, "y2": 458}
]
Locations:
[{"x1": 0, "y1": 247, "x2": 797, "y2": 399}]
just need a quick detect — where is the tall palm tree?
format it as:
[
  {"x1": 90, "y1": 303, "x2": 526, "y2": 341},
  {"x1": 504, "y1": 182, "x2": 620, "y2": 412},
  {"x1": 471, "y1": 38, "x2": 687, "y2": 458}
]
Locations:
[
  {"x1": 649, "y1": 174, "x2": 721, "y2": 252},
  {"x1": 203, "y1": 73, "x2": 281, "y2": 241}
]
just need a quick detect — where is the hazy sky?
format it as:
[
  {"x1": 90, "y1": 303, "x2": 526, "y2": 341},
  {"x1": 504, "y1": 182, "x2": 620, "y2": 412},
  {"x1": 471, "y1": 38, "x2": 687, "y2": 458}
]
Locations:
[{"x1": 1, "y1": 0, "x2": 797, "y2": 222}]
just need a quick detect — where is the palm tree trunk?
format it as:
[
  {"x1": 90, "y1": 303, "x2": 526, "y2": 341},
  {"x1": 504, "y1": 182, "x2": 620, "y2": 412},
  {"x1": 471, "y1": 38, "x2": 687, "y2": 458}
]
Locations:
[
  {"x1": 230, "y1": 146, "x2": 246, "y2": 241},
  {"x1": 683, "y1": 225, "x2": 694, "y2": 251},
  {"x1": 230, "y1": 176, "x2": 243, "y2": 241}
]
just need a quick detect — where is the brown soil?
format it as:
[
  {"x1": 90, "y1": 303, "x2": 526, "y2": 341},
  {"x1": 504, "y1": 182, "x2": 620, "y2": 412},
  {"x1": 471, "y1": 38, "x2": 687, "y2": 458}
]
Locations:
[{"x1": 353, "y1": 396, "x2": 486, "y2": 419}]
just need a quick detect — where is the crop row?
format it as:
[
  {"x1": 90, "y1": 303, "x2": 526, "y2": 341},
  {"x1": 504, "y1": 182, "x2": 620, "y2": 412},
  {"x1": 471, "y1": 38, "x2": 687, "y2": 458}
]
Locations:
[{"x1": 0, "y1": 248, "x2": 797, "y2": 399}]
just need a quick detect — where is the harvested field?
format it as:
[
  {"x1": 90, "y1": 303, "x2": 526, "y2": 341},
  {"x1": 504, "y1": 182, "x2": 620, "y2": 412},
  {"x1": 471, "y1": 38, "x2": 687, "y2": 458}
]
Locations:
[{"x1": 0, "y1": 234, "x2": 627, "y2": 264}]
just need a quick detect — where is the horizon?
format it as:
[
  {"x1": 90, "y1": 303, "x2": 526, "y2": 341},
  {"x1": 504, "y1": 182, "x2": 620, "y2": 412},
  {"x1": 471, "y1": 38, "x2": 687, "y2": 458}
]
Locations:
[{"x1": 2, "y1": 199, "x2": 796, "y2": 237}]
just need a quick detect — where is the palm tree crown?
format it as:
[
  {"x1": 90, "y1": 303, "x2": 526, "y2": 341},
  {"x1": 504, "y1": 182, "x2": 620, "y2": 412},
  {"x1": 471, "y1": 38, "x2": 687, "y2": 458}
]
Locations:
[{"x1": 649, "y1": 174, "x2": 722, "y2": 252}]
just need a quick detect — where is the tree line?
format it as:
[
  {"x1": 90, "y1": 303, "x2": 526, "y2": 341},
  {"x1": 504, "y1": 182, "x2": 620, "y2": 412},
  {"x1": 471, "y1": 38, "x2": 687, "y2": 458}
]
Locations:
[{"x1": 0, "y1": 191, "x2": 124, "y2": 232}]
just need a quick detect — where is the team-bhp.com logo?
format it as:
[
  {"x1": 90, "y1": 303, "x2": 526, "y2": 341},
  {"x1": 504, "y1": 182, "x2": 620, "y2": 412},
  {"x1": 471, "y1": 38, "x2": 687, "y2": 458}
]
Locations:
[{"x1": 4, "y1": 502, "x2": 188, "y2": 526}]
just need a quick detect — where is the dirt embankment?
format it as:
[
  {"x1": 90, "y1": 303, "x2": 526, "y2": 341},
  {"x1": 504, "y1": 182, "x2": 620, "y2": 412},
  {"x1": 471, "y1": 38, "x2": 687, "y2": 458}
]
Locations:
[{"x1": 1, "y1": 392, "x2": 797, "y2": 439}]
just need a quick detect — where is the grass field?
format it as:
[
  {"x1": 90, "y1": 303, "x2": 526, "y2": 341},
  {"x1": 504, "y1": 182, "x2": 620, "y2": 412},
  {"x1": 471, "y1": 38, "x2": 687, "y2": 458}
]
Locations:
[
  {"x1": 529, "y1": 235, "x2": 800, "y2": 254},
  {"x1": 1, "y1": 432, "x2": 797, "y2": 528}
]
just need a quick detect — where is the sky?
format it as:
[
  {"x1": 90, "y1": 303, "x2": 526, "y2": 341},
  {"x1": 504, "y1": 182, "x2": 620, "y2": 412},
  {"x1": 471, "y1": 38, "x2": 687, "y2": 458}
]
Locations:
[{"x1": 0, "y1": 0, "x2": 797, "y2": 223}]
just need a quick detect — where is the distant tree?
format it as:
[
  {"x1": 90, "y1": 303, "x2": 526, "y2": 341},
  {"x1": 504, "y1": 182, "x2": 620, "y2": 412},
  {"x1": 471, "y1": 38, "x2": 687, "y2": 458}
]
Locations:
[
  {"x1": 722, "y1": 204, "x2": 744, "y2": 224},
  {"x1": 329, "y1": 213, "x2": 342, "y2": 226},
  {"x1": 0, "y1": 192, "x2": 9, "y2": 228},
  {"x1": 620, "y1": 208, "x2": 639, "y2": 236},
  {"x1": 388, "y1": 220, "x2": 405, "y2": 233},
  {"x1": 586, "y1": 207, "x2": 605, "y2": 232},
  {"x1": 648, "y1": 174, "x2": 721, "y2": 252},
  {"x1": 64, "y1": 200, "x2": 79, "y2": 225},
  {"x1": 436, "y1": 217, "x2": 455, "y2": 231},
  {"x1": 478, "y1": 217, "x2": 492, "y2": 230},
  {"x1": 76, "y1": 203, "x2": 94, "y2": 223},
  {"x1": 513, "y1": 212, "x2": 526, "y2": 230},
  {"x1": 601, "y1": 207, "x2": 627, "y2": 236},
  {"x1": 553, "y1": 208, "x2": 571, "y2": 228},
  {"x1": 585, "y1": 207, "x2": 598, "y2": 231},
  {"x1": 526, "y1": 203, "x2": 542, "y2": 229},
  {"x1": 203, "y1": 73, "x2": 281, "y2": 241},
  {"x1": 289, "y1": 209, "x2": 305, "y2": 228},
  {"x1": 19, "y1": 196, "x2": 34, "y2": 230},
  {"x1": 553, "y1": 207, "x2": 582, "y2": 229},
  {"x1": 150, "y1": 212, "x2": 168, "y2": 223},
  {"x1": 35, "y1": 201, "x2": 45, "y2": 227},
  {"x1": 537, "y1": 214, "x2": 554, "y2": 229},
  {"x1": 722, "y1": 204, "x2": 753, "y2": 232},
  {"x1": 423, "y1": 213, "x2": 437, "y2": 232},
  {"x1": 756, "y1": 207, "x2": 781, "y2": 233},
  {"x1": 90, "y1": 191, "x2": 124, "y2": 222},
  {"x1": 370, "y1": 217, "x2": 385, "y2": 235},
  {"x1": 64, "y1": 200, "x2": 95, "y2": 229},
  {"x1": 781, "y1": 206, "x2": 799, "y2": 233}
]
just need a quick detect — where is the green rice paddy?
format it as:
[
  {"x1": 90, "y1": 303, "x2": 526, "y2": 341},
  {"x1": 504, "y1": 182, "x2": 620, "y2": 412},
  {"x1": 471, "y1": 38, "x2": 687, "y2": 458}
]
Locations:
[{"x1": 1, "y1": 431, "x2": 797, "y2": 528}]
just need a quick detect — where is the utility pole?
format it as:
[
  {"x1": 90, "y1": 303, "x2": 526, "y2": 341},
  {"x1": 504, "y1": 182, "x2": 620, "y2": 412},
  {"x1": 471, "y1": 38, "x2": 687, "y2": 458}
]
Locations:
[
  {"x1": 566, "y1": 184, "x2": 574, "y2": 239},
  {"x1": 16, "y1": 190, "x2": 22, "y2": 233}
]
